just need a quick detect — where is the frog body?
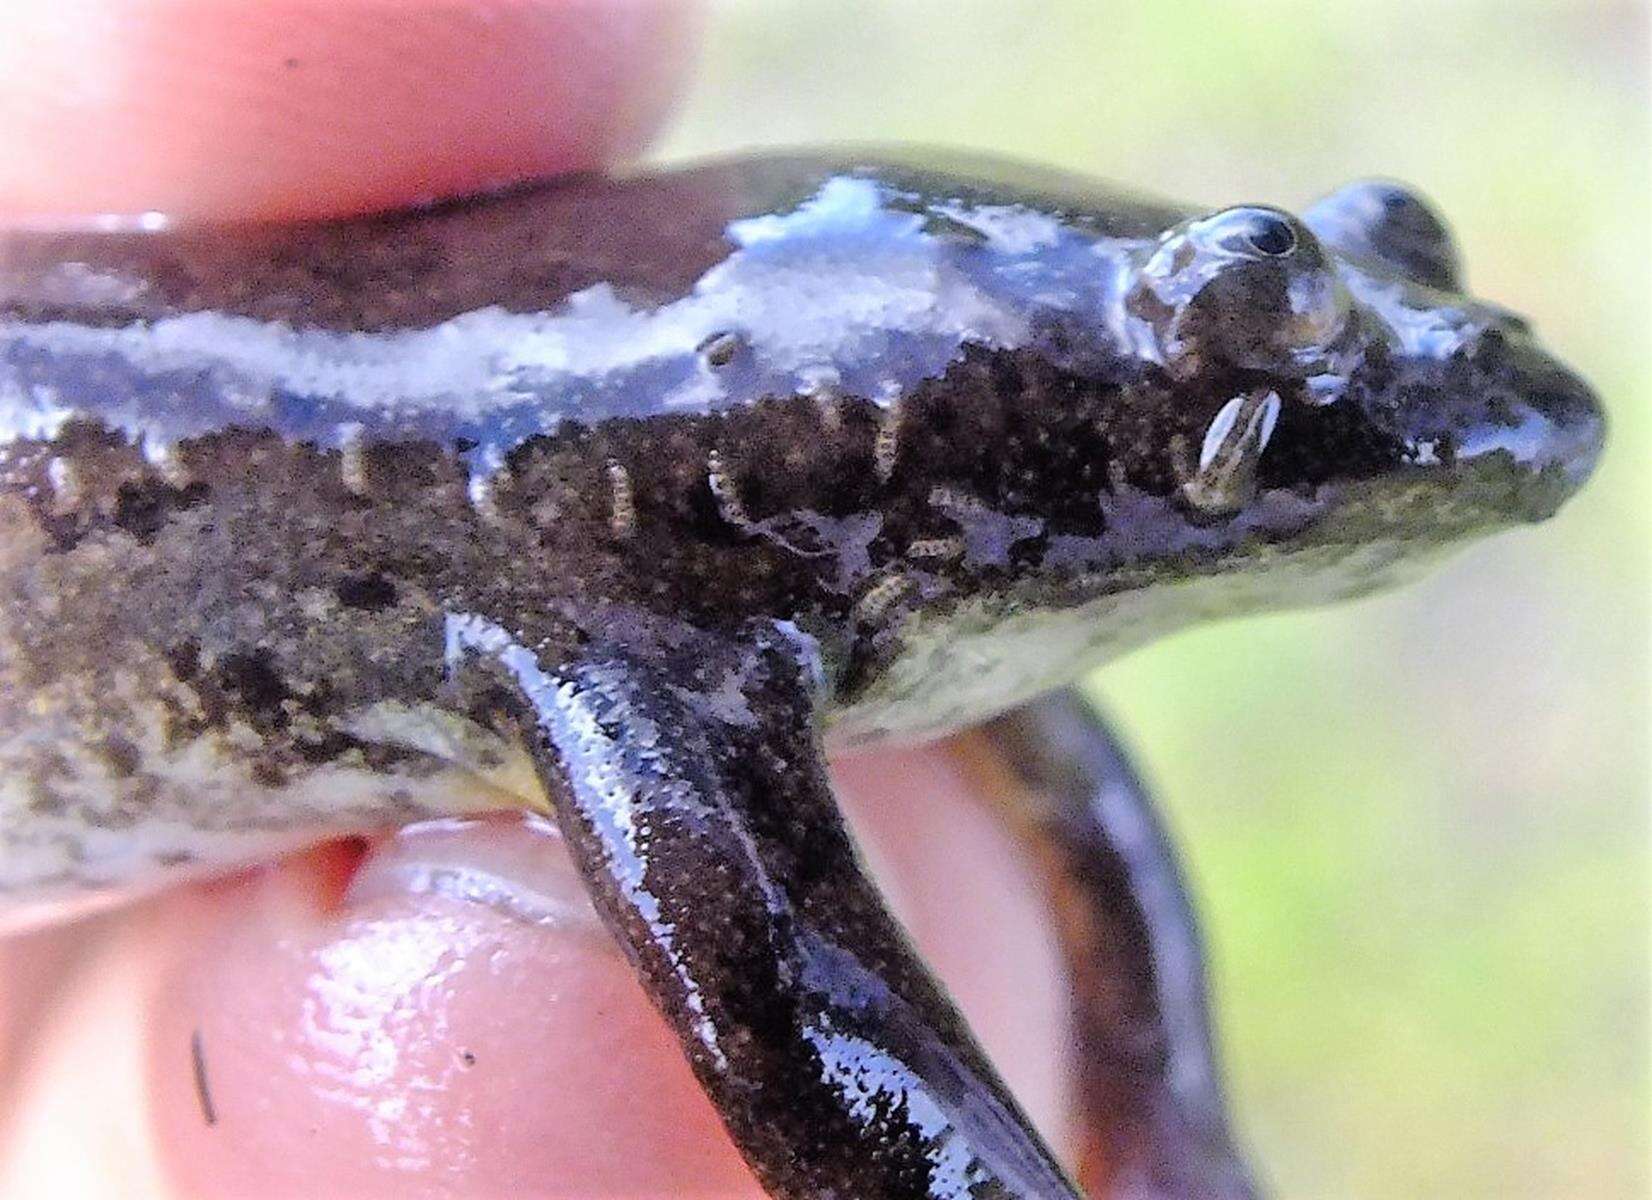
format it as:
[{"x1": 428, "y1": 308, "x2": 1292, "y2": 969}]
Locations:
[{"x1": 0, "y1": 152, "x2": 1603, "y2": 1199}]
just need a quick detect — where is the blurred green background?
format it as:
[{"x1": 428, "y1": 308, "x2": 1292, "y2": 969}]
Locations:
[{"x1": 659, "y1": 3, "x2": 1648, "y2": 1197}]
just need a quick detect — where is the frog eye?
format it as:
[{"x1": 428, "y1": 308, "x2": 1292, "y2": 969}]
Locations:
[
  {"x1": 1131, "y1": 206, "x2": 1348, "y2": 381},
  {"x1": 1304, "y1": 179, "x2": 1461, "y2": 290},
  {"x1": 1200, "y1": 207, "x2": 1300, "y2": 259}
]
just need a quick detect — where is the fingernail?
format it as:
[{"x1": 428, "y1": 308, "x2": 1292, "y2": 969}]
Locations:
[{"x1": 345, "y1": 813, "x2": 605, "y2": 935}]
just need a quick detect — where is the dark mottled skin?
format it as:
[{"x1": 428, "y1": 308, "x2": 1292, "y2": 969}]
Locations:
[{"x1": 0, "y1": 151, "x2": 1604, "y2": 1198}]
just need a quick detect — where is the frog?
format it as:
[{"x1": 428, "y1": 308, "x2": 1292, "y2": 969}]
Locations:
[{"x1": 0, "y1": 150, "x2": 1604, "y2": 1200}]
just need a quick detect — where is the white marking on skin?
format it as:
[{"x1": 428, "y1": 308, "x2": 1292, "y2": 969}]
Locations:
[
  {"x1": 34, "y1": 262, "x2": 153, "y2": 307},
  {"x1": 873, "y1": 402, "x2": 902, "y2": 481},
  {"x1": 768, "y1": 619, "x2": 829, "y2": 698},
  {"x1": 1257, "y1": 389, "x2": 1282, "y2": 451},
  {"x1": 934, "y1": 202, "x2": 1065, "y2": 253},
  {"x1": 670, "y1": 665, "x2": 759, "y2": 729},
  {"x1": 337, "y1": 422, "x2": 370, "y2": 496},
  {"x1": 905, "y1": 536, "x2": 964, "y2": 561},
  {"x1": 0, "y1": 377, "x2": 74, "y2": 442},
  {"x1": 852, "y1": 573, "x2": 915, "y2": 625},
  {"x1": 706, "y1": 450, "x2": 750, "y2": 528},
  {"x1": 45, "y1": 456, "x2": 80, "y2": 509},
  {"x1": 1195, "y1": 389, "x2": 1281, "y2": 477},
  {"x1": 142, "y1": 438, "x2": 191, "y2": 488},
  {"x1": 2, "y1": 179, "x2": 1031, "y2": 428},
  {"x1": 1407, "y1": 438, "x2": 1441, "y2": 467},
  {"x1": 1199, "y1": 395, "x2": 1247, "y2": 471},
  {"x1": 465, "y1": 444, "x2": 507, "y2": 523},
  {"x1": 606, "y1": 459, "x2": 636, "y2": 539}
]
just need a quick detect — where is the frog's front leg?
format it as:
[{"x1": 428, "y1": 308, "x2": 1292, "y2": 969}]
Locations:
[
  {"x1": 963, "y1": 692, "x2": 1260, "y2": 1200},
  {"x1": 447, "y1": 612, "x2": 1082, "y2": 1200}
]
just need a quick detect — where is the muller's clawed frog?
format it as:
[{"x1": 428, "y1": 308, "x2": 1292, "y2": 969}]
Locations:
[{"x1": 0, "y1": 152, "x2": 1603, "y2": 1198}]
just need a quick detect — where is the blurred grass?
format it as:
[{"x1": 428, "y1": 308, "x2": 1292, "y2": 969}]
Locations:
[{"x1": 661, "y1": 3, "x2": 1649, "y2": 1197}]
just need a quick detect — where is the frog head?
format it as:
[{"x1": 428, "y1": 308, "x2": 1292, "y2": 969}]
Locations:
[
  {"x1": 1110, "y1": 178, "x2": 1603, "y2": 539},
  {"x1": 831, "y1": 178, "x2": 1604, "y2": 742}
]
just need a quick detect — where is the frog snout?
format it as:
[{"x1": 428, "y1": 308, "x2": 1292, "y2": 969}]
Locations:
[
  {"x1": 1525, "y1": 362, "x2": 1605, "y2": 488},
  {"x1": 1457, "y1": 338, "x2": 1605, "y2": 517}
]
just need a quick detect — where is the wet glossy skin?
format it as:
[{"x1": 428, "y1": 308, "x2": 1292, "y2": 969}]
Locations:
[{"x1": 0, "y1": 152, "x2": 1604, "y2": 1198}]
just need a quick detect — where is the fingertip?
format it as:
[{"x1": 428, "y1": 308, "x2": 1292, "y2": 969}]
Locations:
[
  {"x1": 0, "y1": 920, "x2": 101, "y2": 1153},
  {"x1": 144, "y1": 747, "x2": 1073, "y2": 1198},
  {"x1": 0, "y1": 0, "x2": 701, "y2": 222},
  {"x1": 145, "y1": 817, "x2": 760, "y2": 1199},
  {"x1": 0, "y1": 901, "x2": 178, "y2": 1199}
]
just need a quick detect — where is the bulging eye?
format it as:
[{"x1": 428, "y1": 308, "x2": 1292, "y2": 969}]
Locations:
[
  {"x1": 1304, "y1": 178, "x2": 1461, "y2": 290},
  {"x1": 1197, "y1": 207, "x2": 1301, "y2": 259},
  {"x1": 1130, "y1": 204, "x2": 1349, "y2": 381}
]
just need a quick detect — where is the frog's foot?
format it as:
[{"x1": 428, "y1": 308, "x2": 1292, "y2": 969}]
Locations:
[
  {"x1": 446, "y1": 612, "x2": 1083, "y2": 1200},
  {"x1": 965, "y1": 691, "x2": 1261, "y2": 1200}
]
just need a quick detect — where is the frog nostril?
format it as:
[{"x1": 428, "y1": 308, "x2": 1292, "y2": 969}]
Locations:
[
  {"x1": 1478, "y1": 301, "x2": 1533, "y2": 337},
  {"x1": 1527, "y1": 354, "x2": 1602, "y2": 425},
  {"x1": 1471, "y1": 326, "x2": 1510, "y2": 369},
  {"x1": 1457, "y1": 357, "x2": 1605, "y2": 497}
]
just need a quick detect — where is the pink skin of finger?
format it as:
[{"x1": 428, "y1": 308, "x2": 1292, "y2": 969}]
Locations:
[
  {"x1": 0, "y1": 0, "x2": 700, "y2": 222},
  {"x1": 143, "y1": 748, "x2": 1072, "y2": 1199}
]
